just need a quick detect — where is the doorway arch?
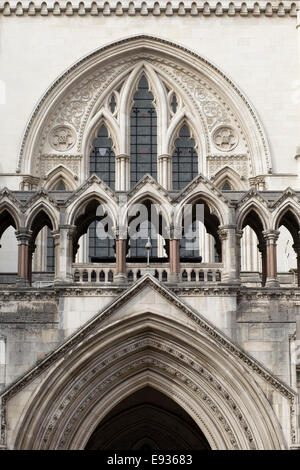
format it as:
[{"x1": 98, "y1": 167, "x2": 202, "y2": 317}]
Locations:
[{"x1": 85, "y1": 386, "x2": 210, "y2": 450}]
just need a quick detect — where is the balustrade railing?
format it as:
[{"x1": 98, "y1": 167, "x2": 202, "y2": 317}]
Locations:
[{"x1": 72, "y1": 262, "x2": 224, "y2": 283}]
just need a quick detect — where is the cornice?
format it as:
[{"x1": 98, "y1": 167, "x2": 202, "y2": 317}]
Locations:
[{"x1": 0, "y1": 1, "x2": 297, "y2": 17}]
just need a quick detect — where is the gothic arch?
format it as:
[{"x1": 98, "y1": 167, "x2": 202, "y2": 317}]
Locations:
[
  {"x1": 13, "y1": 311, "x2": 287, "y2": 450},
  {"x1": 83, "y1": 109, "x2": 120, "y2": 178},
  {"x1": 0, "y1": 202, "x2": 21, "y2": 235},
  {"x1": 67, "y1": 191, "x2": 118, "y2": 230},
  {"x1": 211, "y1": 166, "x2": 247, "y2": 190},
  {"x1": 236, "y1": 199, "x2": 270, "y2": 234},
  {"x1": 25, "y1": 201, "x2": 59, "y2": 233},
  {"x1": 273, "y1": 201, "x2": 300, "y2": 234},
  {"x1": 44, "y1": 164, "x2": 77, "y2": 190},
  {"x1": 18, "y1": 35, "x2": 271, "y2": 182}
]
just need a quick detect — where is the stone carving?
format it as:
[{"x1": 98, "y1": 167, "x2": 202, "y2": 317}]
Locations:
[
  {"x1": 1, "y1": 1, "x2": 297, "y2": 18},
  {"x1": 165, "y1": 65, "x2": 230, "y2": 131},
  {"x1": 213, "y1": 126, "x2": 239, "y2": 152},
  {"x1": 49, "y1": 126, "x2": 76, "y2": 152},
  {"x1": 39, "y1": 155, "x2": 82, "y2": 178},
  {"x1": 207, "y1": 154, "x2": 249, "y2": 179}
]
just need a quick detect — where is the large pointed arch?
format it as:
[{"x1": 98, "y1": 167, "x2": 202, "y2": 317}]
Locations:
[
  {"x1": 1, "y1": 277, "x2": 292, "y2": 451},
  {"x1": 18, "y1": 35, "x2": 271, "y2": 183}
]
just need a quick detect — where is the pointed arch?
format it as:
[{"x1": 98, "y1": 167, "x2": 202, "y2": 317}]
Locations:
[
  {"x1": 170, "y1": 122, "x2": 199, "y2": 190},
  {"x1": 0, "y1": 202, "x2": 20, "y2": 236},
  {"x1": 25, "y1": 201, "x2": 59, "y2": 234},
  {"x1": 236, "y1": 199, "x2": 270, "y2": 235},
  {"x1": 273, "y1": 201, "x2": 300, "y2": 241},
  {"x1": 83, "y1": 108, "x2": 120, "y2": 177},
  {"x1": 44, "y1": 164, "x2": 78, "y2": 191},
  {"x1": 19, "y1": 35, "x2": 271, "y2": 180},
  {"x1": 12, "y1": 295, "x2": 288, "y2": 450},
  {"x1": 212, "y1": 166, "x2": 247, "y2": 191}
]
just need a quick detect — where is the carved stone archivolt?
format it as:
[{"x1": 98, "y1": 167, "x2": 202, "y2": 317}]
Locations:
[{"x1": 18, "y1": 35, "x2": 271, "y2": 180}]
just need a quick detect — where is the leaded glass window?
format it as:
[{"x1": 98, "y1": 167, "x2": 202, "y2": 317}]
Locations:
[
  {"x1": 129, "y1": 220, "x2": 158, "y2": 259},
  {"x1": 89, "y1": 125, "x2": 115, "y2": 190},
  {"x1": 88, "y1": 220, "x2": 115, "y2": 261},
  {"x1": 130, "y1": 76, "x2": 157, "y2": 187},
  {"x1": 172, "y1": 125, "x2": 198, "y2": 190}
]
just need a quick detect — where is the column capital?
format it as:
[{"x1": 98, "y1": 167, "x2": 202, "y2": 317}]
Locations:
[
  {"x1": 262, "y1": 229, "x2": 280, "y2": 243},
  {"x1": 112, "y1": 225, "x2": 128, "y2": 240},
  {"x1": 115, "y1": 154, "x2": 130, "y2": 161},
  {"x1": 218, "y1": 225, "x2": 236, "y2": 241},
  {"x1": 169, "y1": 224, "x2": 182, "y2": 240},
  {"x1": 236, "y1": 229, "x2": 244, "y2": 240},
  {"x1": 15, "y1": 229, "x2": 32, "y2": 245},
  {"x1": 158, "y1": 154, "x2": 172, "y2": 161}
]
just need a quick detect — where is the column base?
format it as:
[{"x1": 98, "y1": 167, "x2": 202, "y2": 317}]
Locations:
[
  {"x1": 265, "y1": 277, "x2": 280, "y2": 288},
  {"x1": 114, "y1": 273, "x2": 128, "y2": 284},
  {"x1": 169, "y1": 272, "x2": 180, "y2": 283},
  {"x1": 16, "y1": 279, "x2": 30, "y2": 287}
]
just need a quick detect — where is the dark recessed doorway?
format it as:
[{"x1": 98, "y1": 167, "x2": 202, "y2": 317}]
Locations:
[{"x1": 85, "y1": 387, "x2": 210, "y2": 450}]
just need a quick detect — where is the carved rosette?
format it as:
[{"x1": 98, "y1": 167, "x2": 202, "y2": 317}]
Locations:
[
  {"x1": 212, "y1": 126, "x2": 238, "y2": 152},
  {"x1": 49, "y1": 126, "x2": 76, "y2": 152}
]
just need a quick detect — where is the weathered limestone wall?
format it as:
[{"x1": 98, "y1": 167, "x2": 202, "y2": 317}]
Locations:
[
  {"x1": 0, "y1": 292, "x2": 60, "y2": 388},
  {"x1": 237, "y1": 291, "x2": 298, "y2": 386},
  {"x1": 0, "y1": 286, "x2": 298, "y2": 392}
]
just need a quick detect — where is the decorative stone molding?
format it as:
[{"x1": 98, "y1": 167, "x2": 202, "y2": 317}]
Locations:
[
  {"x1": 17, "y1": 35, "x2": 272, "y2": 179},
  {"x1": 212, "y1": 126, "x2": 239, "y2": 152},
  {"x1": 20, "y1": 175, "x2": 40, "y2": 191},
  {"x1": 0, "y1": 1, "x2": 297, "y2": 18},
  {"x1": 127, "y1": 173, "x2": 172, "y2": 202},
  {"x1": 249, "y1": 175, "x2": 266, "y2": 190},
  {"x1": 39, "y1": 154, "x2": 82, "y2": 179},
  {"x1": 0, "y1": 276, "x2": 295, "y2": 403},
  {"x1": 207, "y1": 154, "x2": 249, "y2": 179},
  {"x1": 48, "y1": 126, "x2": 76, "y2": 152}
]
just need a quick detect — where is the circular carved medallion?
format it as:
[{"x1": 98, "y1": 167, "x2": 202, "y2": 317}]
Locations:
[
  {"x1": 49, "y1": 126, "x2": 76, "y2": 152},
  {"x1": 212, "y1": 126, "x2": 238, "y2": 152}
]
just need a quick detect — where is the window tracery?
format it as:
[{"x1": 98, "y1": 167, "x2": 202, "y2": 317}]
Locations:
[{"x1": 130, "y1": 75, "x2": 157, "y2": 187}]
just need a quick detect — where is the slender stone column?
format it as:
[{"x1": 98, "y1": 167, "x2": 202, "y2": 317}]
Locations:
[
  {"x1": 115, "y1": 154, "x2": 130, "y2": 191},
  {"x1": 158, "y1": 154, "x2": 172, "y2": 190},
  {"x1": 258, "y1": 241, "x2": 267, "y2": 287},
  {"x1": 235, "y1": 230, "x2": 243, "y2": 281},
  {"x1": 218, "y1": 225, "x2": 239, "y2": 284},
  {"x1": 169, "y1": 225, "x2": 181, "y2": 283},
  {"x1": 115, "y1": 238, "x2": 127, "y2": 283},
  {"x1": 15, "y1": 229, "x2": 32, "y2": 286},
  {"x1": 263, "y1": 230, "x2": 280, "y2": 287},
  {"x1": 293, "y1": 234, "x2": 300, "y2": 287},
  {"x1": 54, "y1": 225, "x2": 76, "y2": 284}
]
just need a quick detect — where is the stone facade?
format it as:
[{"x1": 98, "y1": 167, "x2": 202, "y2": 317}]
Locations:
[{"x1": 0, "y1": 3, "x2": 300, "y2": 450}]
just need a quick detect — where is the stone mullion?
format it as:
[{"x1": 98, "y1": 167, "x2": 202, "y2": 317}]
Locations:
[
  {"x1": 293, "y1": 233, "x2": 300, "y2": 287},
  {"x1": 54, "y1": 225, "x2": 76, "y2": 284},
  {"x1": 263, "y1": 230, "x2": 280, "y2": 288},
  {"x1": 158, "y1": 154, "x2": 172, "y2": 190},
  {"x1": 235, "y1": 230, "x2": 243, "y2": 281},
  {"x1": 258, "y1": 241, "x2": 267, "y2": 287},
  {"x1": 169, "y1": 225, "x2": 181, "y2": 283},
  {"x1": 218, "y1": 225, "x2": 239, "y2": 284},
  {"x1": 16, "y1": 229, "x2": 32, "y2": 286},
  {"x1": 115, "y1": 154, "x2": 130, "y2": 191}
]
